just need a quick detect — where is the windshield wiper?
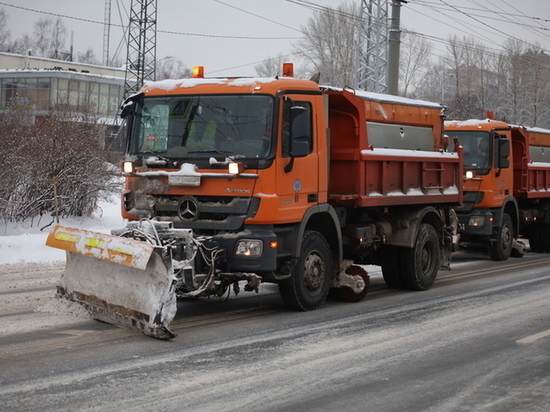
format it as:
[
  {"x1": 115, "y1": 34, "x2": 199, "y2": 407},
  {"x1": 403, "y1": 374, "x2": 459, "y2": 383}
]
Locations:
[{"x1": 142, "y1": 151, "x2": 177, "y2": 167}]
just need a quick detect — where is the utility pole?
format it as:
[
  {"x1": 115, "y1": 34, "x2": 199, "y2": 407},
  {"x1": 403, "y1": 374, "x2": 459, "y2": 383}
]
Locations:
[
  {"x1": 387, "y1": 0, "x2": 406, "y2": 95},
  {"x1": 125, "y1": 0, "x2": 158, "y2": 95},
  {"x1": 103, "y1": 0, "x2": 111, "y2": 66},
  {"x1": 355, "y1": 0, "x2": 389, "y2": 93}
]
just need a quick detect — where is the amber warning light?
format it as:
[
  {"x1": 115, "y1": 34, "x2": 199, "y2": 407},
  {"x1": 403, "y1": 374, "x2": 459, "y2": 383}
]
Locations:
[
  {"x1": 193, "y1": 66, "x2": 204, "y2": 78},
  {"x1": 282, "y1": 63, "x2": 294, "y2": 77}
]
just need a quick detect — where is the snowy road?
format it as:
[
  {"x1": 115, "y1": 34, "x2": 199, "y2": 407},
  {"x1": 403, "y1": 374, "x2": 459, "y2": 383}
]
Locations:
[{"x1": 1, "y1": 253, "x2": 550, "y2": 411}]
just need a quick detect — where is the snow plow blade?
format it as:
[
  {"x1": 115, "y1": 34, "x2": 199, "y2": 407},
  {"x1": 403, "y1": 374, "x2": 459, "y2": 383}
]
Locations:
[{"x1": 46, "y1": 225, "x2": 177, "y2": 339}]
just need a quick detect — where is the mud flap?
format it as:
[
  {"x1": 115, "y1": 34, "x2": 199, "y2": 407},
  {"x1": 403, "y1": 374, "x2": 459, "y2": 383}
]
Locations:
[{"x1": 46, "y1": 225, "x2": 177, "y2": 339}]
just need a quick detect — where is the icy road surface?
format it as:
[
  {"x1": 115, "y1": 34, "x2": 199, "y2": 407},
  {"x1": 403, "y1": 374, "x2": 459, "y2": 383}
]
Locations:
[{"x1": 1, "y1": 254, "x2": 550, "y2": 412}]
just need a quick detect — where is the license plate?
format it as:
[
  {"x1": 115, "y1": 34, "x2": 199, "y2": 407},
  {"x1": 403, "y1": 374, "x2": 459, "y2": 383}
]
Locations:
[{"x1": 168, "y1": 174, "x2": 201, "y2": 186}]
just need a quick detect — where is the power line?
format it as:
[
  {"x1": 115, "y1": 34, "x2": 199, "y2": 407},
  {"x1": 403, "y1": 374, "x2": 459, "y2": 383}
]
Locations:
[
  {"x1": 0, "y1": 1, "x2": 302, "y2": 40},
  {"x1": 409, "y1": 0, "x2": 549, "y2": 55},
  {"x1": 214, "y1": 0, "x2": 302, "y2": 34},
  {"x1": 413, "y1": 0, "x2": 550, "y2": 24}
]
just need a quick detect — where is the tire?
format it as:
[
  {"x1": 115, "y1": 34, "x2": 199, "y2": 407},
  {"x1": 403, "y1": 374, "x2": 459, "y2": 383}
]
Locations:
[
  {"x1": 528, "y1": 223, "x2": 543, "y2": 253},
  {"x1": 381, "y1": 246, "x2": 404, "y2": 289},
  {"x1": 400, "y1": 223, "x2": 440, "y2": 291},
  {"x1": 278, "y1": 231, "x2": 332, "y2": 311},
  {"x1": 336, "y1": 265, "x2": 370, "y2": 303},
  {"x1": 488, "y1": 213, "x2": 513, "y2": 261}
]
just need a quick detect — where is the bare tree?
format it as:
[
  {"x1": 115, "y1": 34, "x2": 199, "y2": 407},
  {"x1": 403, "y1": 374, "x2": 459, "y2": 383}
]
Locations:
[
  {"x1": 0, "y1": 103, "x2": 121, "y2": 224},
  {"x1": 415, "y1": 59, "x2": 449, "y2": 103},
  {"x1": 0, "y1": 8, "x2": 12, "y2": 52},
  {"x1": 399, "y1": 29, "x2": 432, "y2": 97},
  {"x1": 156, "y1": 57, "x2": 192, "y2": 80},
  {"x1": 10, "y1": 34, "x2": 33, "y2": 55},
  {"x1": 77, "y1": 48, "x2": 101, "y2": 65},
  {"x1": 32, "y1": 17, "x2": 68, "y2": 58},
  {"x1": 255, "y1": 54, "x2": 287, "y2": 77},
  {"x1": 292, "y1": 2, "x2": 358, "y2": 87}
]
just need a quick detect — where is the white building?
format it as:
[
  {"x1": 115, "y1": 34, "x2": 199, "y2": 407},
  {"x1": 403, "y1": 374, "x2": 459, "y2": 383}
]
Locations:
[{"x1": 0, "y1": 52, "x2": 134, "y2": 122}]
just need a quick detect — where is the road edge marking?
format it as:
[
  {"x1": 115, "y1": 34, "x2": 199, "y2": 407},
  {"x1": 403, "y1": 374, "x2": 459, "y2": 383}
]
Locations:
[{"x1": 516, "y1": 328, "x2": 550, "y2": 344}]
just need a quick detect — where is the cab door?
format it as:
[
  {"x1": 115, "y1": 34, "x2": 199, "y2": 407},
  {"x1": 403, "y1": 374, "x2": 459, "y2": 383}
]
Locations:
[{"x1": 275, "y1": 94, "x2": 322, "y2": 223}]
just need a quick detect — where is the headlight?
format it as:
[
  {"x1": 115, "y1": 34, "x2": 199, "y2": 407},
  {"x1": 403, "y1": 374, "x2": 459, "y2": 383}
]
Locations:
[
  {"x1": 465, "y1": 171, "x2": 474, "y2": 179},
  {"x1": 468, "y1": 216, "x2": 486, "y2": 227},
  {"x1": 228, "y1": 162, "x2": 244, "y2": 175},
  {"x1": 235, "y1": 239, "x2": 263, "y2": 257},
  {"x1": 122, "y1": 161, "x2": 135, "y2": 174}
]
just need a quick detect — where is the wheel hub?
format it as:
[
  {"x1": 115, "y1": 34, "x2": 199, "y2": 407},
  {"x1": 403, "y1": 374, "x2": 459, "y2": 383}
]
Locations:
[{"x1": 303, "y1": 253, "x2": 325, "y2": 293}]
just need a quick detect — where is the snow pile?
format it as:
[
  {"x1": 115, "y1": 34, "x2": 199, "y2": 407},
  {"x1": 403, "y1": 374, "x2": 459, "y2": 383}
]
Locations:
[
  {"x1": 0, "y1": 193, "x2": 125, "y2": 264},
  {"x1": 35, "y1": 296, "x2": 92, "y2": 319}
]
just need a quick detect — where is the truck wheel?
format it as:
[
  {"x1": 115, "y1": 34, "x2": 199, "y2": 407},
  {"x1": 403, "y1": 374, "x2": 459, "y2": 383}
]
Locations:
[
  {"x1": 278, "y1": 231, "x2": 332, "y2": 311},
  {"x1": 381, "y1": 246, "x2": 404, "y2": 289},
  {"x1": 336, "y1": 265, "x2": 370, "y2": 303},
  {"x1": 528, "y1": 224, "x2": 543, "y2": 253},
  {"x1": 488, "y1": 213, "x2": 513, "y2": 261},
  {"x1": 400, "y1": 223, "x2": 440, "y2": 291}
]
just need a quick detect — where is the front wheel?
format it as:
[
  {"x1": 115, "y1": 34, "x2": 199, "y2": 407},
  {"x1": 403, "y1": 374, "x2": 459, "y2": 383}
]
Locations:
[
  {"x1": 400, "y1": 223, "x2": 440, "y2": 291},
  {"x1": 278, "y1": 231, "x2": 332, "y2": 311},
  {"x1": 489, "y1": 213, "x2": 513, "y2": 261}
]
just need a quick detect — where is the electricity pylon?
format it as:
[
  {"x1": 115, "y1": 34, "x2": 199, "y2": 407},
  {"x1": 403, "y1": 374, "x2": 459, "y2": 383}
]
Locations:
[
  {"x1": 124, "y1": 0, "x2": 158, "y2": 94},
  {"x1": 354, "y1": 0, "x2": 389, "y2": 93}
]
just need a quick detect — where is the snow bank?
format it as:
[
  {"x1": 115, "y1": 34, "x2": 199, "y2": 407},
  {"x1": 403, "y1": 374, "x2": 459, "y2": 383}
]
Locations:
[{"x1": 0, "y1": 193, "x2": 125, "y2": 264}]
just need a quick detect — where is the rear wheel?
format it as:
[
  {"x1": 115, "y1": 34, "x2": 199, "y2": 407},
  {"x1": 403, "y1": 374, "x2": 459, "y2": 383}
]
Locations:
[
  {"x1": 278, "y1": 231, "x2": 332, "y2": 311},
  {"x1": 400, "y1": 223, "x2": 440, "y2": 291},
  {"x1": 489, "y1": 213, "x2": 513, "y2": 261}
]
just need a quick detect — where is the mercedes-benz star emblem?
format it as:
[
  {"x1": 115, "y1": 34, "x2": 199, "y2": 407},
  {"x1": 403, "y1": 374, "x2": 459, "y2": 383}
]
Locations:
[{"x1": 178, "y1": 198, "x2": 199, "y2": 222}]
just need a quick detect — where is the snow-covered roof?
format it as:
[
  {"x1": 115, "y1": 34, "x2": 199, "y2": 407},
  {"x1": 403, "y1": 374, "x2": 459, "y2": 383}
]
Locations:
[
  {"x1": 444, "y1": 119, "x2": 495, "y2": 127},
  {"x1": 0, "y1": 68, "x2": 126, "y2": 83},
  {"x1": 143, "y1": 77, "x2": 278, "y2": 92},
  {"x1": 322, "y1": 86, "x2": 444, "y2": 109},
  {"x1": 445, "y1": 120, "x2": 550, "y2": 134},
  {"x1": 527, "y1": 126, "x2": 550, "y2": 135}
]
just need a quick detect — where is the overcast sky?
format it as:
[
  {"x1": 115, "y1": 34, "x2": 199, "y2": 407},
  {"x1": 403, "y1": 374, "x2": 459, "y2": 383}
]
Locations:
[{"x1": 2, "y1": 0, "x2": 550, "y2": 77}]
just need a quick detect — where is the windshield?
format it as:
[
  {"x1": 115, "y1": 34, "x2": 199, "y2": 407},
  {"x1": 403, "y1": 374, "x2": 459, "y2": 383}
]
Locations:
[
  {"x1": 448, "y1": 130, "x2": 491, "y2": 171},
  {"x1": 129, "y1": 94, "x2": 274, "y2": 161}
]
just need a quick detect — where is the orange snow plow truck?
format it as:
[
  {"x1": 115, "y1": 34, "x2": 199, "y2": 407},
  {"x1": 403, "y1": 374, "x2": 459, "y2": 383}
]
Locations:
[
  {"x1": 445, "y1": 116, "x2": 550, "y2": 260},
  {"x1": 46, "y1": 64, "x2": 462, "y2": 339}
]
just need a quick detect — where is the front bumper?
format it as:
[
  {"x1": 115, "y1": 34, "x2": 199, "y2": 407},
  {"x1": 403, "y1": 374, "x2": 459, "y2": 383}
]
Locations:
[
  {"x1": 216, "y1": 226, "x2": 278, "y2": 272},
  {"x1": 457, "y1": 209, "x2": 494, "y2": 236}
]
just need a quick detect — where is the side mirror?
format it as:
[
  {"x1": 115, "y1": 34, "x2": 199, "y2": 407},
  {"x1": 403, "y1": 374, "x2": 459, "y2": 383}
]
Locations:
[
  {"x1": 288, "y1": 105, "x2": 310, "y2": 158},
  {"x1": 496, "y1": 137, "x2": 510, "y2": 168},
  {"x1": 120, "y1": 92, "x2": 143, "y2": 119},
  {"x1": 120, "y1": 102, "x2": 133, "y2": 119}
]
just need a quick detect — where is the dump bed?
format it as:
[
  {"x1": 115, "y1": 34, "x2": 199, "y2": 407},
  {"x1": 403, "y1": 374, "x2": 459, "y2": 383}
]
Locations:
[
  {"x1": 514, "y1": 126, "x2": 550, "y2": 199},
  {"x1": 325, "y1": 88, "x2": 462, "y2": 208}
]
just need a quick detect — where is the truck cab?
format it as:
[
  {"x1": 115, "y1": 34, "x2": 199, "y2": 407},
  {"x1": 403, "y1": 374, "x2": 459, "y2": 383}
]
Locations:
[{"x1": 445, "y1": 117, "x2": 545, "y2": 260}]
